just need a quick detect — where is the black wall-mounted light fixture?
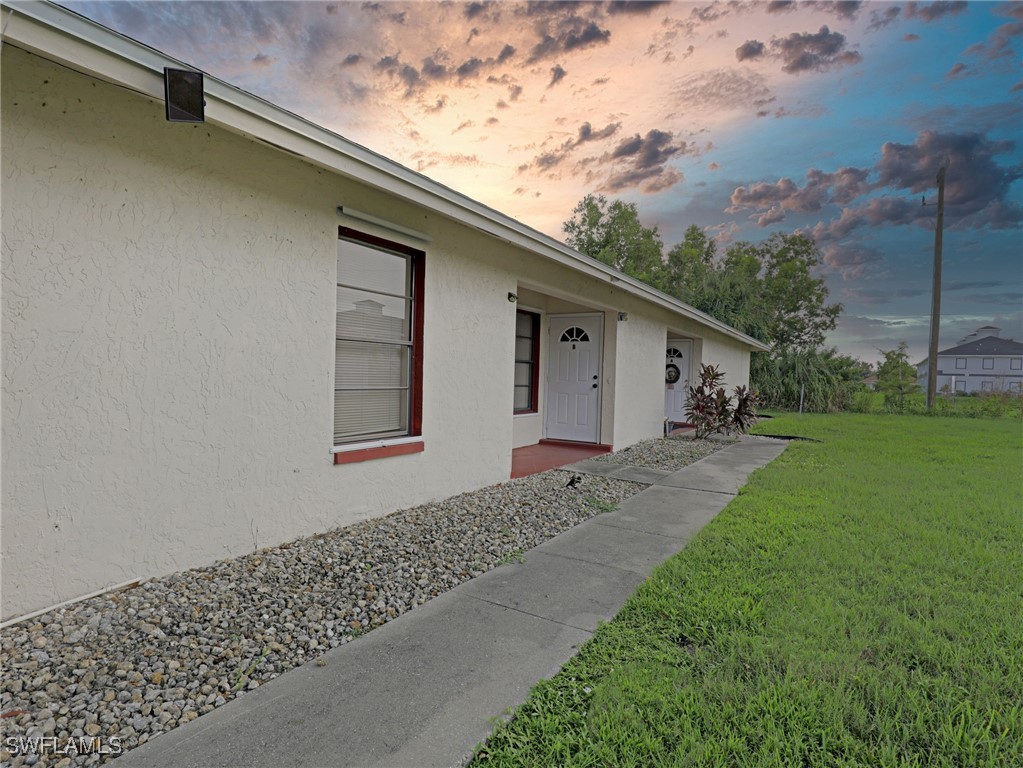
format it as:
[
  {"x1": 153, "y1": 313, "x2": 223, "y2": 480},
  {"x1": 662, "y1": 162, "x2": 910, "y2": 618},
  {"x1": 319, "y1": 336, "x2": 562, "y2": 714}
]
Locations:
[
  {"x1": 618, "y1": 312, "x2": 629, "y2": 321},
  {"x1": 164, "y1": 68, "x2": 205, "y2": 123},
  {"x1": 508, "y1": 292, "x2": 518, "y2": 303}
]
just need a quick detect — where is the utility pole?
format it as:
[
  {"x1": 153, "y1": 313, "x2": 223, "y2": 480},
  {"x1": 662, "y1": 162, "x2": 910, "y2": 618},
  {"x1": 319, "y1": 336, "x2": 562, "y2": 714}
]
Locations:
[{"x1": 926, "y1": 165, "x2": 947, "y2": 411}]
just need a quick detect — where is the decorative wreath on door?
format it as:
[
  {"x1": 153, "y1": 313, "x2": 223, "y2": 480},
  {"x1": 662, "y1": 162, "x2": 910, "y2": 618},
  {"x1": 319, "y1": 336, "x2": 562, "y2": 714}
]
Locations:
[{"x1": 665, "y1": 363, "x2": 681, "y2": 384}]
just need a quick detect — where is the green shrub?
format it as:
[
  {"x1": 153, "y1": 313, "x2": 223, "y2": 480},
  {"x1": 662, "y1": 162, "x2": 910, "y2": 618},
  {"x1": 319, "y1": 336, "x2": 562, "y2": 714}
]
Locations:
[
  {"x1": 685, "y1": 364, "x2": 760, "y2": 438},
  {"x1": 753, "y1": 347, "x2": 866, "y2": 413}
]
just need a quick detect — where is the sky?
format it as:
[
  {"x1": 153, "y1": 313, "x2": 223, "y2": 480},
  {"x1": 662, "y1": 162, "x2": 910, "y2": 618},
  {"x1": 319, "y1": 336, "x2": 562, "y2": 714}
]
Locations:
[{"x1": 68, "y1": 0, "x2": 1023, "y2": 364}]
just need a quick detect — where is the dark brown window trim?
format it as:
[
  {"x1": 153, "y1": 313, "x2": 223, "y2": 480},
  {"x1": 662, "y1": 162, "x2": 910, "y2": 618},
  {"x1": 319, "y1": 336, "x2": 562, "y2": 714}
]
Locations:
[
  {"x1": 340, "y1": 225, "x2": 422, "y2": 259},
  {"x1": 514, "y1": 310, "x2": 540, "y2": 414},
  {"x1": 336, "y1": 226, "x2": 425, "y2": 446},
  {"x1": 334, "y1": 440, "x2": 425, "y2": 465}
]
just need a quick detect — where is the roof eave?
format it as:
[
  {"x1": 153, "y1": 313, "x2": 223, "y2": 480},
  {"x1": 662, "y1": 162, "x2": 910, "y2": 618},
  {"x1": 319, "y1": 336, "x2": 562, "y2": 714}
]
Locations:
[{"x1": 2, "y1": 0, "x2": 769, "y2": 352}]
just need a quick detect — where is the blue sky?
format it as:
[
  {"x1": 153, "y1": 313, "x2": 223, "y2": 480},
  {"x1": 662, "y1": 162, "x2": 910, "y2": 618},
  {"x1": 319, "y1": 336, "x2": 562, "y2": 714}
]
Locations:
[{"x1": 69, "y1": 1, "x2": 1022, "y2": 363}]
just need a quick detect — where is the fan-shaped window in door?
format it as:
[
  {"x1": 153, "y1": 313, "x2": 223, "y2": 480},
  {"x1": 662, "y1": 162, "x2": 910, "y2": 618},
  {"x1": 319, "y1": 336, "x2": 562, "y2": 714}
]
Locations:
[
  {"x1": 560, "y1": 327, "x2": 590, "y2": 343},
  {"x1": 666, "y1": 347, "x2": 683, "y2": 359}
]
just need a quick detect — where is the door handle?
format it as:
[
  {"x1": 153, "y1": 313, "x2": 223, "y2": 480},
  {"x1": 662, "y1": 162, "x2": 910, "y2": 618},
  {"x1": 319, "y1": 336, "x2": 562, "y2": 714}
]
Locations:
[
  {"x1": 592, "y1": 383, "x2": 598, "y2": 389},
  {"x1": 592, "y1": 374, "x2": 598, "y2": 380}
]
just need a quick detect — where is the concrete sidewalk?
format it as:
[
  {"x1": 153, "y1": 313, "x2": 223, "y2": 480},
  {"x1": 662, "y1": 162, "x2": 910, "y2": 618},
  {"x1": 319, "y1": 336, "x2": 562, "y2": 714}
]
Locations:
[{"x1": 118, "y1": 437, "x2": 787, "y2": 768}]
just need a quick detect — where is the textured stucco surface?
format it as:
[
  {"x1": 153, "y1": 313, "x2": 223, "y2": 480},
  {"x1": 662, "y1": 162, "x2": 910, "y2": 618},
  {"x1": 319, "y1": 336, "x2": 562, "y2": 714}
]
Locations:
[
  {"x1": 0, "y1": 46, "x2": 496, "y2": 617},
  {"x1": 611, "y1": 312, "x2": 668, "y2": 449},
  {"x1": 1, "y1": 45, "x2": 753, "y2": 618},
  {"x1": 701, "y1": 332, "x2": 753, "y2": 391}
]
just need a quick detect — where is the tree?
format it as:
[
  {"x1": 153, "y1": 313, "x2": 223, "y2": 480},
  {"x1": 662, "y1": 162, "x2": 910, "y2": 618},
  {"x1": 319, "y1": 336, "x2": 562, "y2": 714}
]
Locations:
[
  {"x1": 876, "y1": 342, "x2": 920, "y2": 409},
  {"x1": 561, "y1": 196, "x2": 857, "y2": 412},
  {"x1": 699, "y1": 245, "x2": 770, "y2": 342},
  {"x1": 662, "y1": 232, "x2": 841, "y2": 353},
  {"x1": 561, "y1": 198, "x2": 842, "y2": 354},
  {"x1": 661, "y1": 224, "x2": 716, "y2": 302},
  {"x1": 562, "y1": 194, "x2": 664, "y2": 285},
  {"x1": 758, "y1": 233, "x2": 842, "y2": 350}
]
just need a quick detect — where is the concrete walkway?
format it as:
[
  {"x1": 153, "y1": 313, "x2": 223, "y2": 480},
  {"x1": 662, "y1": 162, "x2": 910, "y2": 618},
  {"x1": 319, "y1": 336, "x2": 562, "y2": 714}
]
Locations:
[{"x1": 118, "y1": 437, "x2": 787, "y2": 768}]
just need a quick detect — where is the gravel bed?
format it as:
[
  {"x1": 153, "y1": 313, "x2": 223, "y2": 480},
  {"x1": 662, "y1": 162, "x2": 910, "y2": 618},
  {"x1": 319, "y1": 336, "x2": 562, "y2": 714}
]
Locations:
[
  {"x1": 0, "y1": 470, "x2": 642, "y2": 767},
  {"x1": 594, "y1": 434, "x2": 734, "y2": 472}
]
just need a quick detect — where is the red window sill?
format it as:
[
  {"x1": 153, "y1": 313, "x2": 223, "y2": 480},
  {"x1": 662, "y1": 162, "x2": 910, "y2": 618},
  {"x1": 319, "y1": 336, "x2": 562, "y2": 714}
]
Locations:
[{"x1": 334, "y1": 440, "x2": 424, "y2": 465}]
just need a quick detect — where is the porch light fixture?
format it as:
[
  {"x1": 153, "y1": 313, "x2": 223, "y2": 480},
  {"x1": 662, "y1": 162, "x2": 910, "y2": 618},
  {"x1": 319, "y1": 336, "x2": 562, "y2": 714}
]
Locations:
[
  {"x1": 618, "y1": 312, "x2": 629, "y2": 321},
  {"x1": 164, "y1": 68, "x2": 205, "y2": 123},
  {"x1": 508, "y1": 292, "x2": 518, "y2": 303}
]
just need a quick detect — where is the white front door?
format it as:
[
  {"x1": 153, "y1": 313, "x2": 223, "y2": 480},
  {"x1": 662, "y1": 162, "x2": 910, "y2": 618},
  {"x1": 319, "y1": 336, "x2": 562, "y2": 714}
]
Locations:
[
  {"x1": 546, "y1": 314, "x2": 603, "y2": 443},
  {"x1": 664, "y1": 340, "x2": 692, "y2": 425}
]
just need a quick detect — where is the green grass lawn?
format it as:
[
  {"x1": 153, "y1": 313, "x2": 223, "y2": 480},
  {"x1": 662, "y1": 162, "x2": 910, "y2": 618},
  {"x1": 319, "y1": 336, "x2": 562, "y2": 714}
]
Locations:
[{"x1": 473, "y1": 413, "x2": 1023, "y2": 767}]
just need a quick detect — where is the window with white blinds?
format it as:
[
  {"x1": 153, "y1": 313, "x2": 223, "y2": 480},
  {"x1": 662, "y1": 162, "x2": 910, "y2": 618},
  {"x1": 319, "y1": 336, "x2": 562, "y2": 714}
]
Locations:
[{"x1": 335, "y1": 228, "x2": 423, "y2": 445}]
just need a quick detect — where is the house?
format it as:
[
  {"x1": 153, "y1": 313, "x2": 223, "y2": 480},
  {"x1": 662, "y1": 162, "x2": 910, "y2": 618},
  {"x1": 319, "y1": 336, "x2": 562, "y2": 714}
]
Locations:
[
  {"x1": 0, "y1": 1, "x2": 768, "y2": 621},
  {"x1": 916, "y1": 326, "x2": 1023, "y2": 395}
]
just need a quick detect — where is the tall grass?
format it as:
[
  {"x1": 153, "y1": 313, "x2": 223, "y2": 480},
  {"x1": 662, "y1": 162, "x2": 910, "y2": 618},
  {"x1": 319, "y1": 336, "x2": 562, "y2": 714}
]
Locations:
[
  {"x1": 474, "y1": 414, "x2": 1023, "y2": 767},
  {"x1": 850, "y1": 390, "x2": 1023, "y2": 418},
  {"x1": 752, "y1": 348, "x2": 865, "y2": 413}
]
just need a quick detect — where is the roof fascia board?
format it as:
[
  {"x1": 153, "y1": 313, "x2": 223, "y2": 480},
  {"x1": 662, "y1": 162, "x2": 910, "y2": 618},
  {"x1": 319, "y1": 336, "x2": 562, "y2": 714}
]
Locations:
[
  {"x1": 1, "y1": 1, "x2": 167, "y2": 96},
  {"x1": 3, "y1": 1, "x2": 769, "y2": 352}
]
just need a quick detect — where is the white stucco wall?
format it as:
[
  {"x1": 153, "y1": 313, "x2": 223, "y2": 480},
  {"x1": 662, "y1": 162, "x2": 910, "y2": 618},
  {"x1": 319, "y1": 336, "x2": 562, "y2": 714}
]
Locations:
[
  {"x1": 0, "y1": 46, "x2": 517, "y2": 618},
  {"x1": 2, "y1": 45, "x2": 758, "y2": 619},
  {"x1": 661, "y1": 312, "x2": 754, "y2": 394},
  {"x1": 611, "y1": 312, "x2": 668, "y2": 448},
  {"x1": 699, "y1": 332, "x2": 753, "y2": 391}
]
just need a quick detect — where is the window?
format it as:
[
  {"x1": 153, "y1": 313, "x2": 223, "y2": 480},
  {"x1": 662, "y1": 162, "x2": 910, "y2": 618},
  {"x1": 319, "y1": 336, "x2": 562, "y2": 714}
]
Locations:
[
  {"x1": 335, "y1": 228, "x2": 424, "y2": 445},
  {"x1": 1012, "y1": 358, "x2": 1022, "y2": 370},
  {"x1": 955, "y1": 379, "x2": 966, "y2": 393},
  {"x1": 515, "y1": 308, "x2": 540, "y2": 411},
  {"x1": 981, "y1": 381, "x2": 993, "y2": 392},
  {"x1": 983, "y1": 358, "x2": 994, "y2": 369},
  {"x1": 1010, "y1": 382, "x2": 1023, "y2": 394},
  {"x1": 514, "y1": 310, "x2": 540, "y2": 413},
  {"x1": 560, "y1": 326, "x2": 590, "y2": 343},
  {"x1": 955, "y1": 358, "x2": 967, "y2": 369}
]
